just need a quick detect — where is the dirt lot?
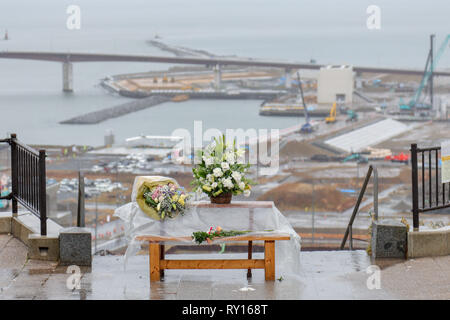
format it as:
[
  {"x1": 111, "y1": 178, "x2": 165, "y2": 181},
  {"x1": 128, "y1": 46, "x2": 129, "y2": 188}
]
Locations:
[{"x1": 257, "y1": 182, "x2": 355, "y2": 212}]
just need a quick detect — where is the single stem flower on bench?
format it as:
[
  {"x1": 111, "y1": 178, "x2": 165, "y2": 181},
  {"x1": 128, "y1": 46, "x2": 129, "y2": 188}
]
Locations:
[{"x1": 192, "y1": 226, "x2": 251, "y2": 244}]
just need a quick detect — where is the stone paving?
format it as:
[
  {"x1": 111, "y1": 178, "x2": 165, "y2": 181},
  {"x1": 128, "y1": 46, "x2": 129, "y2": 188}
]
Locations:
[{"x1": 0, "y1": 234, "x2": 449, "y2": 300}]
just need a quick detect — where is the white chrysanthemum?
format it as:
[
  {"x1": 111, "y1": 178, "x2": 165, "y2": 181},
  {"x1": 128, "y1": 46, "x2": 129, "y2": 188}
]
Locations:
[
  {"x1": 213, "y1": 167, "x2": 223, "y2": 177},
  {"x1": 222, "y1": 177, "x2": 234, "y2": 189},
  {"x1": 211, "y1": 182, "x2": 218, "y2": 189},
  {"x1": 224, "y1": 151, "x2": 235, "y2": 164},
  {"x1": 239, "y1": 181, "x2": 245, "y2": 190},
  {"x1": 244, "y1": 189, "x2": 251, "y2": 197},
  {"x1": 204, "y1": 156, "x2": 215, "y2": 167},
  {"x1": 207, "y1": 174, "x2": 214, "y2": 183},
  {"x1": 231, "y1": 171, "x2": 242, "y2": 181},
  {"x1": 221, "y1": 162, "x2": 230, "y2": 171}
]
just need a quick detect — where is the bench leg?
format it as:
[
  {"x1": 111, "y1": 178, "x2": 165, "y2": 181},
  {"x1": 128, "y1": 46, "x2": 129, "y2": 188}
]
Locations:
[
  {"x1": 160, "y1": 244, "x2": 165, "y2": 278},
  {"x1": 247, "y1": 241, "x2": 253, "y2": 278},
  {"x1": 264, "y1": 240, "x2": 275, "y2": 281},
  {"x1": 149, "y1": 242, "x2": 161, "y2": 282}
]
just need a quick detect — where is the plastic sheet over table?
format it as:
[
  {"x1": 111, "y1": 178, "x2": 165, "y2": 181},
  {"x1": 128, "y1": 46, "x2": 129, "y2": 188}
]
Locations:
[{"x1": 114, "y1": 177, "x2": 302, "y2": 278}]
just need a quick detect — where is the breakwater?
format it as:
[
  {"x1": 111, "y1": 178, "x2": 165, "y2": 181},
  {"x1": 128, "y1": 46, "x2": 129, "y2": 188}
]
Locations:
[{"x1": 60, "y1": 95, "x2": 170, "y2": 125}]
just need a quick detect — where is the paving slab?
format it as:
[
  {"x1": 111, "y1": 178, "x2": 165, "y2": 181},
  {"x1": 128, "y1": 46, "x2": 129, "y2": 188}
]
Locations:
[
  {"x1": 0, "y1": 240, "x2": 449, "y2": 300},
  {"x1": 379, "y1": 257, "x2": 450, "y2": 299},
  {"x1": 0, "y1": 236, "x2": 27, "y2": 269},
  {"x1": 0, "y1": 235, "x2": 12, "y2": 249}
]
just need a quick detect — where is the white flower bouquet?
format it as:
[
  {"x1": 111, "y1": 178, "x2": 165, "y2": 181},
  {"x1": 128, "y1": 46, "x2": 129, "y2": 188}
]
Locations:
[{"x1": 191, "y1": 135, "x2": 252, "y2": 203}]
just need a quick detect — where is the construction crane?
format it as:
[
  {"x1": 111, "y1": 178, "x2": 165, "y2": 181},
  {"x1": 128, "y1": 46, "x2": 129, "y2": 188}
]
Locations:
[
  {"x1": 400, "y1": 34, "x2": 450, "y2": 111},
  {"x1": 325, "y1": 102, "x2": 337, "y2": 123},
  {"x1": 296, "y1": 72, "x2": 314, "y2": 133}
]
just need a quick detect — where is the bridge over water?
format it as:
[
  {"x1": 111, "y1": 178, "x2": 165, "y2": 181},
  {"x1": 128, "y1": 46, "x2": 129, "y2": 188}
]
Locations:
[{"x1": 1, "y1": 51, "x2": 449, "y2": 92}]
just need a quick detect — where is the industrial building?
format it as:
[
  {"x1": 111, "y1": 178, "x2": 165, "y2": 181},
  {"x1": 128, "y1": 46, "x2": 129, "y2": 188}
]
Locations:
[{"x1": 317, "y1": 65, "x2": 354, "y2": 105}]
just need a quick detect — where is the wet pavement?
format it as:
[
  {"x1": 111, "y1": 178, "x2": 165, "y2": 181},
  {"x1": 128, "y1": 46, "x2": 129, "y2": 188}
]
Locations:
[{"x1": 0, "y1": 234, "x2": 449, "y2": 300}]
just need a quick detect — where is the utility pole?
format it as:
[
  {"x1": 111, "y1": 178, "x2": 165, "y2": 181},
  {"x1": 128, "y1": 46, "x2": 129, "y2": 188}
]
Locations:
[
  {"x1": 95, "y1": 193, "x2": 98, "y2": 254},
  {"x1": 77, "y1": 171, "x2": 85, "y2": 227},
  {"x1": 312, "y1": 181, "x2": 315, "y2": 245},
  {"x1": 430, "y1": 34, "x2": 435, "y2": 109}
]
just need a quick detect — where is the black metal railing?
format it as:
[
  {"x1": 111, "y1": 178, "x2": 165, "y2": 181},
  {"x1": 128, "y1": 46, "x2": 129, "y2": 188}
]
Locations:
[
  {"x1": 0, "y1": 133, "x2": 47, "y2": 235},
  {"x1": 410, "y1": 143, "x2": 450, "y2": 230},
  {"x1": 340, "y1": 165, "x2": 378, "y2": 250}
]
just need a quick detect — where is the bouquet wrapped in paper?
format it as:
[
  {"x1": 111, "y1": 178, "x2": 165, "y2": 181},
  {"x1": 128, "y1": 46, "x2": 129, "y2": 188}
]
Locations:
[{"x1": 134, "y1": 176, "x2": 189, "y2": 221}]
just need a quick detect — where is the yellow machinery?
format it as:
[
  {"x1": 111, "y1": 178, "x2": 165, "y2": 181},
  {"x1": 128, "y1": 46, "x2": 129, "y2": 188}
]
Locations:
[
  {"x1": 171, "y1": 94, "x2": 189, "y2": 102},
  {"x1": 325, "y1": 102, "x2": 337, "y2": 123}
]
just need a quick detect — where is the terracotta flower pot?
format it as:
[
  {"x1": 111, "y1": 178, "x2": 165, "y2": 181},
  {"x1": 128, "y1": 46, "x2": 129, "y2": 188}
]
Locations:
[{"x1": 210, "y1": 192, "x2": 232, "y2": 204}]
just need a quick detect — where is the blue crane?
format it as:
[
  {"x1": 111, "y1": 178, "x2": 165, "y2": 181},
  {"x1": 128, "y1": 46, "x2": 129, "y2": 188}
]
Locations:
[
  {"x1": 400, "y1": 34, "x2": 450, "y2": 111},
  {"x1": 296, "y1": 72, "x2": 314, "y2": 133}
]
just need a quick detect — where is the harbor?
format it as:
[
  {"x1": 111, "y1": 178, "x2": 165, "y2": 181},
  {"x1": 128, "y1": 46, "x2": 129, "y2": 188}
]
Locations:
[
  {"x1": 1, "y1": 0, "x2": 450, "y2": 303},
  {"x1": 93, "y1": 39, "x2": 450, "y2": 129}
]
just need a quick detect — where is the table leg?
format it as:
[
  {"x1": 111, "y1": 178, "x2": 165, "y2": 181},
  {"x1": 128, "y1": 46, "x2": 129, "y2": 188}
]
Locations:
[
  {"x1": 247, "y1": 241, "x2": 253, "y2": 278},
  {"x1": 264, "y1": 240, "x2": 275, "y2": 281},
  {"x1": 248, "y1": 208, "x2": 254, "y2": 278},
  {"x1": 149, "y1": 242, "x2": 161, "y2": 282}
]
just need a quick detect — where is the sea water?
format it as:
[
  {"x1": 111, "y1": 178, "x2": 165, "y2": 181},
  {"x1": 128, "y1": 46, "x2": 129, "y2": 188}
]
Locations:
[{"x1": 0, "y1": 0, "x2": 449, "y2": 146}]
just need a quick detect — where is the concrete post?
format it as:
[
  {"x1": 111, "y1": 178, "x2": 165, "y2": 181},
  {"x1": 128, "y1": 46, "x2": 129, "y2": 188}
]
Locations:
[
  {"x1": 62, "y1": 62, "x2": 73, "y2": 92},
  {"x1": 59, "y1": 227, "x2": 92, "y2": 266},
  {"x1": 285, "y1": 68, "x2": 292, "y2": 89},
  {"x1": 371, "y1": 220, "x2": 407, "y2": 259},
  {"x1": 214, "y1": 64, "x2": 221, "y2": 90}
]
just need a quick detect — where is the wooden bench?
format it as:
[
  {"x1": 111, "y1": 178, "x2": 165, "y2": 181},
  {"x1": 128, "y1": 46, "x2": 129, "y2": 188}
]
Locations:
[{"x1": 136, "y1": 233, "x2": 290, "y2": 281}]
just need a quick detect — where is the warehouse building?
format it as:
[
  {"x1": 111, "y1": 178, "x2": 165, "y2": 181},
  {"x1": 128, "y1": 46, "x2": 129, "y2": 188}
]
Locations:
[{"x1": 317, "y1": 65, "x2": 354, "y2": 105}]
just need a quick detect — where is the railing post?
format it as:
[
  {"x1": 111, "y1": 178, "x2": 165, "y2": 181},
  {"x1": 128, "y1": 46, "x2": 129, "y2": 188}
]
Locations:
[
  {"x1": 349, "y1": 226, "x2": 353, "y2": 250},
  {"x1": 373, "y1": 166, "x2": 379, "y2": 221},
  {"x1": 39, "y1": 150, "x2": 47, "y2": 236},
  {"x1": 410, "y1": 144, "x2": 419, "y2": 231},
  {"x1": 77, "y1": 171, "x2": 85, "y2": 227},
  {"x1": 10, "y1": 133, "x2": 18, "y2": 217},
  {"x1": 340, "y1": 165, "x2": 373, "y2": 250}
]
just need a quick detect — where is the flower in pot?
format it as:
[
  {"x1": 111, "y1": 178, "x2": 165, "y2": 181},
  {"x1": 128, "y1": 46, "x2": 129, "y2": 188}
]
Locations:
[{"x1": 191, "y1": 135, "x2": 252, "y2": 204}]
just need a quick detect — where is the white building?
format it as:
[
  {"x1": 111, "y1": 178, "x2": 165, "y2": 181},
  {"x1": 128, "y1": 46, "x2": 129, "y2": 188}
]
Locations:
[{"x1": 317, "y1": 65, "x2": 354, "y2": 105}]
